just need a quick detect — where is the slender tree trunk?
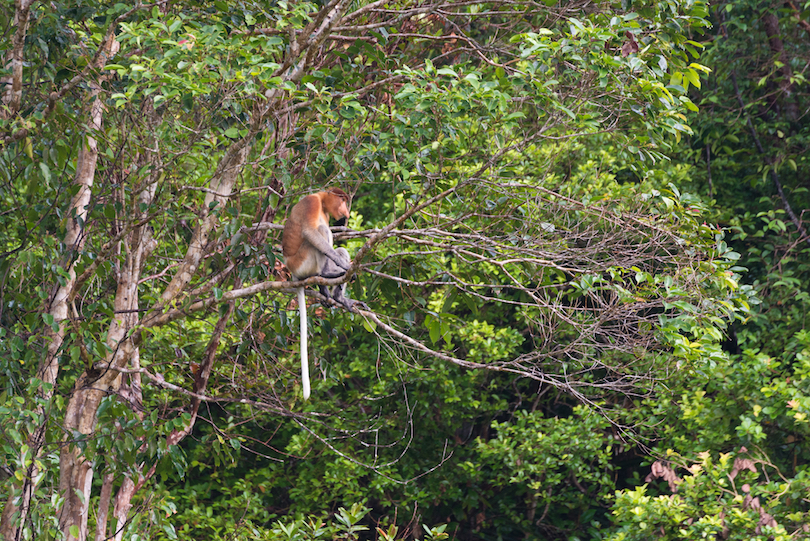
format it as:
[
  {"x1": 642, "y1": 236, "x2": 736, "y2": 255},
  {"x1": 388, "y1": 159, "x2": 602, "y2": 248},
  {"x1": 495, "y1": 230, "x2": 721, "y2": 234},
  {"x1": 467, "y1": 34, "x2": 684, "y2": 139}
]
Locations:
[
  {"x1": 93, "y1": 472, "x2": 115, "y2": 541},
  {"x1": 108, "y1": 351, "x2": 144, "y2": 541},
  {"x1": 59, "y1": 152, "x2": 160, "y2": 541},
  {"x1": 155, "y1": 143, "x2": 251, "y2": 306},
  {"x1": 0, "y1": 35, "x2": 110, "y2": 541},
  {"x1": 104, "y1": 126, "x2": 162, "y2": 539},
  {"x1": 0, "y1": 0, "x2": 34, "y2": 119},
  {"x1": 53, "y1": 31, "x2": 126, "y2": 539},
  {"x1": 108, "y1": 294, "x2": 238, "y2": 539},
  {"x1": 110, "y1": 477, "x2": 137, "y2": 541},
  {"x1": 56, "y1": 79, "x2": 109, "y2": 541}
]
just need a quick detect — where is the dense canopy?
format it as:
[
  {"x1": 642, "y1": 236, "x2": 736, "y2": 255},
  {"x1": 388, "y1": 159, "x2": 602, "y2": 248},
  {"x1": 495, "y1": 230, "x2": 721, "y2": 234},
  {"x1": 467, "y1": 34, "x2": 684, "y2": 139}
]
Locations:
[{"x1": 1, "y1": 0, "x2": 809, "y2": 540}]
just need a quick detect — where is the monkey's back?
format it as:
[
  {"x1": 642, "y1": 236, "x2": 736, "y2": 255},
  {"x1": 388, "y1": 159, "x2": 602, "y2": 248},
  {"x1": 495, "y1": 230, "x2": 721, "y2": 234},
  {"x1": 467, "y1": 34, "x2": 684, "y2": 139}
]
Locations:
[{"x1": 282, "y1": 194, "x2": 327, "y2": 280}]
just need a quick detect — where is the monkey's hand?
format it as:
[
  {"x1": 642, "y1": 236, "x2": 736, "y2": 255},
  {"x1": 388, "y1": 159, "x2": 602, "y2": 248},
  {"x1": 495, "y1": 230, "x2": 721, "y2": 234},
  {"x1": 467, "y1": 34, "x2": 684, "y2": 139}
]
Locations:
[
  {"x1": 318, "y1": 249, "x2": 353, "y2": 280},
  {"x1": 303, "y1": 229, "x2": 353, "y2": 271},
  {"x1": 330, "y1": 250, "x2": 352, "y2": 271}
]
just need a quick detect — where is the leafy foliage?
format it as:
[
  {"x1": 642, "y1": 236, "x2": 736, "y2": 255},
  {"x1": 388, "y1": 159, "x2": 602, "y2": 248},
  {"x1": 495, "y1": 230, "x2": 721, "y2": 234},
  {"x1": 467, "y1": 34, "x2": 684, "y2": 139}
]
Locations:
[{"x1": 4, "y1": 0, "x2": 810, "y2": 540}]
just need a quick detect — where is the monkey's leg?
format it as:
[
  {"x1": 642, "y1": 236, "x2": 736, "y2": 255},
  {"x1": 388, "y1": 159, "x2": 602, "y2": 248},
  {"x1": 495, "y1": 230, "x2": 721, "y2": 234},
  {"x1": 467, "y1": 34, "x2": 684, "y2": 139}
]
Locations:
[
  {"x1": 320, "y1": 248, "x2": 367, "y2": 311},
  {"x1": 320, "y1": 247, "x2": 350, "y2": 278},
  {"x1": 319, "y1": 247, "x2": 348, "y2": 304}
]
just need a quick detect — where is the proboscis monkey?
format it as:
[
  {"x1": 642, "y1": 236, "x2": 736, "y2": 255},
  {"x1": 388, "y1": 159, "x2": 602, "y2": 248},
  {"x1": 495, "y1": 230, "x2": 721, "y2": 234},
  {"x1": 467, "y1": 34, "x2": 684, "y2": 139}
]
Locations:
[{"x1": 282, "y1": 188, "x2": 363, "y2": 399}]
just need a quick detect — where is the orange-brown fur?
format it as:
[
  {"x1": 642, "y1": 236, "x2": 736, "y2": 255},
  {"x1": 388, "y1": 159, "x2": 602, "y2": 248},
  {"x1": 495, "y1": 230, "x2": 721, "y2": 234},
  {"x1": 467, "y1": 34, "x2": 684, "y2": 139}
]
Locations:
[
  {"x1": 281, "y1": 188, "x2": 352, "y2": 401},
  {"x1": 282, "y1": 189, "x2": 350, "y2": 279}
]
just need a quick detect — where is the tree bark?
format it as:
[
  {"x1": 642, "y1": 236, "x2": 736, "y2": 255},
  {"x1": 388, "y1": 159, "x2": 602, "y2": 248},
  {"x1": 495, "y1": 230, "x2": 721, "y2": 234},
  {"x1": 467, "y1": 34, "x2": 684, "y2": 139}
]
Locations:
[
  {"x1": 59, "y1": 137, "x2": 160, "y2": 541},
  {"x1": 54, "y1": 34, "x2": 124, "y2": 541},
  {"x1": 156, "y1": 141, "x2": 251, "y2": 306},
  {"x1": 110, "y1": 477, "x2": 136, "y2": 541},
  {"x1": 93, "y1": 472, "x2": 115, "y2": 541},
  {"x1": 0, "y1": 0, "x2": 34, "y2": 119},
  {"x1": 0, "y1": 32, "x2": 111, "y2": 541},
  {"x1": 56, "y1": 79, "x2": 108, "y2": 541}
]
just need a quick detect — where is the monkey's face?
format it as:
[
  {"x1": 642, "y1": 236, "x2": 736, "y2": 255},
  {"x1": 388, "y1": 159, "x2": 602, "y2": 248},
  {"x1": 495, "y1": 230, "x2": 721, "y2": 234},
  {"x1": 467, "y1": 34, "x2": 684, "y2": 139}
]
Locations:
[
  {"x1": 337, "y1": 199, "x2": 349, "y2": 220},
  {"x1": 326, "y1": 197, "x2": 350, "y2": 222}
]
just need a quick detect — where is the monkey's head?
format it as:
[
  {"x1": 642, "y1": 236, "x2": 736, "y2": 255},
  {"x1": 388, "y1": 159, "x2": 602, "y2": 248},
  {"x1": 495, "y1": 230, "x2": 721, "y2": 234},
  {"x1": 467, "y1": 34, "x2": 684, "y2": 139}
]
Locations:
[{"x1": 324, "y1": 188, "x2": 351, "y2": 223}]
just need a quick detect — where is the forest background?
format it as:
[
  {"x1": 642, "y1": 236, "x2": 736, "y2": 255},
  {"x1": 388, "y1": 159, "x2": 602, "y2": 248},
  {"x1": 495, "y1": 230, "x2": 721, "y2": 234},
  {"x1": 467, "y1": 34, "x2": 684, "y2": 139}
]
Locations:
[{"x1": 0, "y1": 0, "x2": 809, "y2": 540}]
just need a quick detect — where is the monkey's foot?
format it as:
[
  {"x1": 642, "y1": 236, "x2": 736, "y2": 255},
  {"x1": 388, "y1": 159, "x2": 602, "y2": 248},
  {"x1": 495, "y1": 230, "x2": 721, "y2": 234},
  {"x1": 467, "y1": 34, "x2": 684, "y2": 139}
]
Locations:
[{"x1": 341, "y1": 299, "x2": 368, "y2": 312}]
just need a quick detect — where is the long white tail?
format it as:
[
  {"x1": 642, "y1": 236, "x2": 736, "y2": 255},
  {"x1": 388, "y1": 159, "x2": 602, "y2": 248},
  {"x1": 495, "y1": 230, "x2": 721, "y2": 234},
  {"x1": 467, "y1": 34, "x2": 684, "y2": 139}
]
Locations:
[{"x1": 298, "y1": 287, "x2": 310, "y2": 400}]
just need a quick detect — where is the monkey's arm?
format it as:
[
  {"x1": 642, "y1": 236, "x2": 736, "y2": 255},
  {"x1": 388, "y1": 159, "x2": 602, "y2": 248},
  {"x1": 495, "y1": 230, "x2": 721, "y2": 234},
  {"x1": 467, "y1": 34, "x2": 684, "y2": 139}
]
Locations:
[{"x1": 302, "y1": 227, "x2": 351, "y2": 270}]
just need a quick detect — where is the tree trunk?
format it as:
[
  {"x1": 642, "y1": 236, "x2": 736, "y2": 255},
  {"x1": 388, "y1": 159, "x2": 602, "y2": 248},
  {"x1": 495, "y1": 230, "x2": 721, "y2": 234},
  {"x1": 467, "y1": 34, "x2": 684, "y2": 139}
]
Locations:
[
  {"x1": 0, "y1": 49, "x2": 106, "y2": 541},
  {"x1": 56, "y1": 79, "x2": 108, "y2": 541},
  {"x1": 93, "y1": 472, "x2": 114, "y2": 541},
  {"x1": 59, "y1": 137, "x2": 160, "y2": 541},
  {"x1": 0, "y1": 0, "x2": 34, "y2": 119}
]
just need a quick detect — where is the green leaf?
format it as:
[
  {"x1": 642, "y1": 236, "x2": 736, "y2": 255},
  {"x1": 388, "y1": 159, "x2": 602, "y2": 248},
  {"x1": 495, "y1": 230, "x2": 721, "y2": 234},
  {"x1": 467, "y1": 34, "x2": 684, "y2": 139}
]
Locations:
[
  {"x1": 426, "y1": 315, "x2": 440, "y2": 344},
  {"x1": 684, "y1": 69, "x2": 701, "y2": 89},
  {"x1": 362, "y1": 318, "x2": 377, "y2": 333},
  {"x1": 38, "y1": 162, "x2": 51, "y2": 185}
]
